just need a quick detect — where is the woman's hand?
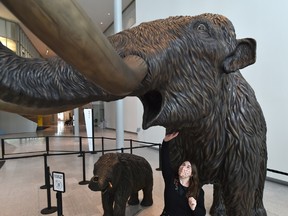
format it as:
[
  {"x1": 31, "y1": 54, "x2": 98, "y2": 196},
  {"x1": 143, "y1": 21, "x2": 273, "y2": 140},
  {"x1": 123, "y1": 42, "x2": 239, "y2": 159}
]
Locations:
[
  {"x1": 163, "y1": 132, "x2": 179, "y2": 142},
  {"x1": 188, "y1": 196, "x2": 197, "y2": 210}
]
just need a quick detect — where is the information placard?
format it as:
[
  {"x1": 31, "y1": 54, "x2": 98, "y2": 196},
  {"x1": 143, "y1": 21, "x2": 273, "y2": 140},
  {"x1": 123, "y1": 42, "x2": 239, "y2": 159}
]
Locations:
[{"x1": 52, "y1": 171, "x2": 65, "y2": 193}]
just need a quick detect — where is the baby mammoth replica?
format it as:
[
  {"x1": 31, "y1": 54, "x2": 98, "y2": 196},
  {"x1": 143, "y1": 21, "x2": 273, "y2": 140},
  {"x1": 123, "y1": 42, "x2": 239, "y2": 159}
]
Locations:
[{"x1": 88, "y1": 153, "x2": 153, "y2": 216}]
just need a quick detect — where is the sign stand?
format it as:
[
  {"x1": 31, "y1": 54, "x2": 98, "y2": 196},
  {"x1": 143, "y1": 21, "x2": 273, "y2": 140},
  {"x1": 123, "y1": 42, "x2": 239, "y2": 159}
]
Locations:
[{"x1": 52, "y1": 171, "x2": 66, "y2": 216}]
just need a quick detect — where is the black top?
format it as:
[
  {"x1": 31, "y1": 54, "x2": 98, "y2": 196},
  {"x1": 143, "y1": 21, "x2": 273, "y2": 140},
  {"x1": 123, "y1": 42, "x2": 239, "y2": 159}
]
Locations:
[{"x1": 161, "y1": 141, "x2": 206, "y2": 216}]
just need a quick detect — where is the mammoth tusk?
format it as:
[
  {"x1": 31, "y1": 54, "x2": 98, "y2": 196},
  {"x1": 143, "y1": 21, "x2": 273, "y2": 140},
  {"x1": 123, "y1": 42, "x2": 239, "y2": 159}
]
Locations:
[
  {"x1": 2, "y1": 0, "x2": 147, "y2": 96},
  {"x1": 0, "y1": 99, "x2": 86, "y2": 115},
  {"x1": 109, "y1": 182, "x2": 113, "y2": 188}
]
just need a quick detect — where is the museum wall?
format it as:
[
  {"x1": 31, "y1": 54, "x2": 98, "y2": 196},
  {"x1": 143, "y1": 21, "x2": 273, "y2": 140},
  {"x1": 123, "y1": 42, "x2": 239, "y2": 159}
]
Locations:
[
  {"x1": 135, "y1": 0, "x2": 288, "y2": 183},
  {"x1": 0, "y1": 111, "x2": 37, "y2": 134},
  {"x1": 104, "y1": 97, "x2": 140, "y2": 133}
]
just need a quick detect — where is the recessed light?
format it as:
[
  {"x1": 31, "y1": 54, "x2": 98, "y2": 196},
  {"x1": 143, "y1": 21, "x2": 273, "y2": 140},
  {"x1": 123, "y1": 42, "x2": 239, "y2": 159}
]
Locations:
[{"x1": 100, "y1": 22, "x2": 103, "y2": 25}]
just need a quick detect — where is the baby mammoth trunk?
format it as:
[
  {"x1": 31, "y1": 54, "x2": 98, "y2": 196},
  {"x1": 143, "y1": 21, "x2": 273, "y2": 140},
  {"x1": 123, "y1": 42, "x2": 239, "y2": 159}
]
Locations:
[{"x1": 88, "y1": 176, "x2": 113, "y2": 193}]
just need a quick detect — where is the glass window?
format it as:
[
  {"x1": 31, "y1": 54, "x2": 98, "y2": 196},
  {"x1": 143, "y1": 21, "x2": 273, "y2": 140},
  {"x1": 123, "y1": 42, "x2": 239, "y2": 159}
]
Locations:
[
  {"x1": 0, "y1": 19, "x2": 6, "y2": 37},
  {"x1": 0, "y1": 17, "x2": 40, "y2": 57}
]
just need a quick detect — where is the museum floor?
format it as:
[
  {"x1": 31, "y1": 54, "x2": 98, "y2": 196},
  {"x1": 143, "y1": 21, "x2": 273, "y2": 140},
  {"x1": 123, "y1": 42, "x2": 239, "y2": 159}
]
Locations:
[{"x1": 0, "y1": 121, "x2": 287, "y2": 216}]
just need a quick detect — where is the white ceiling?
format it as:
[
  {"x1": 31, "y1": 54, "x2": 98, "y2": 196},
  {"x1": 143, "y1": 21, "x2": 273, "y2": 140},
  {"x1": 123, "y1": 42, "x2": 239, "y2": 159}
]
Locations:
[{"x1": 0, "y1": 0, "x2": 134, "y2": 58}]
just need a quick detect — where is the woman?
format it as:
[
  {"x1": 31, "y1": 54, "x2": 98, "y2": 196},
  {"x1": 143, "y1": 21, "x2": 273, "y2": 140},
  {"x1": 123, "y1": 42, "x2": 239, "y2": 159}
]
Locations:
[{"x1": 160, "y1": 132, "x2": 206, "y2": 216}]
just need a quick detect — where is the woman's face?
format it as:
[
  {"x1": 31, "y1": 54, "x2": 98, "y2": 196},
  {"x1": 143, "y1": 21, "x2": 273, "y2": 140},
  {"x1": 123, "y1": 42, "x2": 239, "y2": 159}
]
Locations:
[{"x1": 178, "y1": 161, "x2": 192, "y2": 178}]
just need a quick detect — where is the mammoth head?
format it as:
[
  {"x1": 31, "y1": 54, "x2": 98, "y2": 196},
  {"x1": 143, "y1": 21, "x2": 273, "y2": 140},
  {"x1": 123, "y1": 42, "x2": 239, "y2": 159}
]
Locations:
[
  {"x1": 88, "y1": 153, "x2": 121, "y2": 192},
  {"x1": 0, "y1": 0, "x2": 256, "y2": 131}
]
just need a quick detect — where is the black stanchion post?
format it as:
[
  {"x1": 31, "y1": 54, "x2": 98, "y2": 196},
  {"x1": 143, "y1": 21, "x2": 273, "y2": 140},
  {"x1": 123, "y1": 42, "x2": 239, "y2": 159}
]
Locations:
[
  {"x1": 129, "y1": 139, "x2": 133, "y2": 154},
  {"x1": 41, "y1": 161, "x2": 57, "y2": 214},
  {"x1": 40, "y1": 154, "x2": 52, "y2": 189},
  {"x1": 101, "y1": 137, "x2": 104, "y2": 155},
  {"x1": 1, "y1": 138, "x2": 5, "y2": 159},
  {"x1": 56, "y1": 192, "x2": 63, "y2": 216},
  {"x1": 52, "y1": 171, "x2": 65, "y2": 216},
  {"x1": 121, "y1": 148, "x2": 124, "y2": 153},
  {"x1": 79, "y1": 151, "x2": 89, "y2": 185},
  {"x1": 45, "y1": 137, "x2": 50, "y2": 154},
  {"x1": 78, "y1": 136, "x2": 83, "y2": 157},
  {"x1": 156, "y1": 144, "x2": 162, "y2": 171},
  {"x1": 91, "y1": 136, "x2": 96, "y2": 154}
]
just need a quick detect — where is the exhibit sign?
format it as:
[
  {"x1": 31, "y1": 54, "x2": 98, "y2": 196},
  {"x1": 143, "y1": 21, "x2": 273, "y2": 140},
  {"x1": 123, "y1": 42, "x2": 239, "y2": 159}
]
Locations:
[
  {"x1": 84, "y1": 108, "x2": 93, "y2": 151},
  {"x1": 52, "y1": 171, "x2": 65, "y2": 193}
]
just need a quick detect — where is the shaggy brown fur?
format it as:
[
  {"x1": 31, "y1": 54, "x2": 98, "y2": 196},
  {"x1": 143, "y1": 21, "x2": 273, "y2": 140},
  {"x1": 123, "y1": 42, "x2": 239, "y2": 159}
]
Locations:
[
  {"x1": 0, "y1": 13, "x2": 267, "y2": 215},
  {"x1": 109, "y1": 14, "x2": 267, "y2": 215}
]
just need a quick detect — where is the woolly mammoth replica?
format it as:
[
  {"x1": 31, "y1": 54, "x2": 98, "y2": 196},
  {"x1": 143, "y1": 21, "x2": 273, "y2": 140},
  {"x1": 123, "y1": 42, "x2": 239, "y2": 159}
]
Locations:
[
  {"x1": 88, "y1": 153, "x2": 153, "y2": 216},
  {"x1": 0, "y1": 1, "x2": 267, "y2": 215}
]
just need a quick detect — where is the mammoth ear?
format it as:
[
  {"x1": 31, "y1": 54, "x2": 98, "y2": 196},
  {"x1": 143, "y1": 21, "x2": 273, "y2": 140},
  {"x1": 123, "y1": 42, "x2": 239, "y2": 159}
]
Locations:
[{"x1": 223, "y1": 38, "x2": 256, "y2": 73}]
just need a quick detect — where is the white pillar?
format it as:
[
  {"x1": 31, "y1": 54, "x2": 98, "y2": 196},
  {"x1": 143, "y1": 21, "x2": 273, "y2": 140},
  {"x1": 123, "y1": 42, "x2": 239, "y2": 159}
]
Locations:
[
  {"x1": 84, "y1": 108, "x2": 93, "y2": 151},
  {"x1": 114, "y1": 0, "x2": 124, "y2": 151},
  {"x1": 73, "y1": 108, "x2": 79, "y2": 136}
]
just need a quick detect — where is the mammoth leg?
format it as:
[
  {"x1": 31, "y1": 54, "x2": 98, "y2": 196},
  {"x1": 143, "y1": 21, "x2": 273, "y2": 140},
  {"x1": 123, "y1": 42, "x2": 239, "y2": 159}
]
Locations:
[
  {"x1": 210, "y1": 183, "x2": 226, "y2": 216},
  {"x1": 253, "y1": 160, "x2": 267, "y2": 216},
  {"x1": 128, "y1": 192, "x2": 139, "y2": 205},
  {"x1": 114, "y1": 192, "x2": 129, "y2": 216},
  {"x1": 222, "y1": 180, "x2": 255, "y2": 215},
  {"x1": 253, "y1": 189, "x2": 267, "y2": 216},
  {"x1": 141, "y1": 183, "x2": 153, "y2": 206},
  {"x1": 101, "y1": 192, "x2": 114, "y2": 216}
]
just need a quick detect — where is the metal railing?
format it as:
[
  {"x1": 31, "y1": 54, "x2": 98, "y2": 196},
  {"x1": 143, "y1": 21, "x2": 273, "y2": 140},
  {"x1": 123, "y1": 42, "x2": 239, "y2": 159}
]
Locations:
[
  {"x1": 0, "y1": 134, "x2": 162, "y2": 215},
  {"x1": 0, "y1": 135, "x2": 161, "y2": 160}
]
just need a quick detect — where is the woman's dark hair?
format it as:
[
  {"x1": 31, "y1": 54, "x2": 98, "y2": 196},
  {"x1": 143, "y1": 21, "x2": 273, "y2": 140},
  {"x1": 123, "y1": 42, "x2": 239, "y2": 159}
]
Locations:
[{"x1": 186, "y1": 163, "x2": 199, "y2": 199}]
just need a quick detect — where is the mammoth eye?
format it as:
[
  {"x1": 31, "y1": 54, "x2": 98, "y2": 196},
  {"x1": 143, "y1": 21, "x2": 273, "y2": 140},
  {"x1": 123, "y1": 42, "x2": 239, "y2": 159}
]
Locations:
[{"x1": 197, "y1": 23, "x2": 207, "y2": 31}]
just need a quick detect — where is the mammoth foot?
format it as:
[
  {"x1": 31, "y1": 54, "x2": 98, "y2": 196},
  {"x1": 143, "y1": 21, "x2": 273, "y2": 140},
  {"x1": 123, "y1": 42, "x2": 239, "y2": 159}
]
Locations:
[
  {"x1": 210, "y1": 211, "x2": 226, "y2": 216},
  {"x1": 140, "y1": 198, "x2": 153, "y2": 207},
  {"x1": 254, "y1": 208, "x2": 267, "y2": 216},
  {"x1": 128, "y1": 197, "x2": 139, "y2": 205},
  {"x1": 210, "y1": 204, "x2": 226, "y2": 216},
  {"x1": 210, "y1": 206, "x2": 267, "y2": 216}
]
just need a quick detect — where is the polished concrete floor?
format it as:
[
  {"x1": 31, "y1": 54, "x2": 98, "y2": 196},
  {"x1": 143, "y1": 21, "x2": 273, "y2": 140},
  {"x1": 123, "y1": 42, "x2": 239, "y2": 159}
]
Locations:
[{"x1": 0, "y1": 122, "x2": 288, "y2": 216}]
